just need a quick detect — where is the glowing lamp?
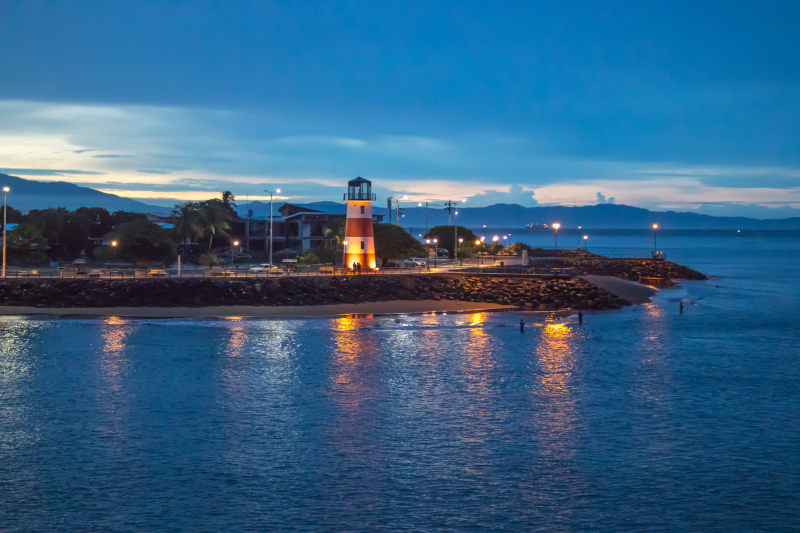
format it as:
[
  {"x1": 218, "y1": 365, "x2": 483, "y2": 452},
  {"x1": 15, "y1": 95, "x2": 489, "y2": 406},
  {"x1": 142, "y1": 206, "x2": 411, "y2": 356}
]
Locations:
[
  {"x1": 552, "y1": 222, "x2": 561, "y2": 231},
  {"x1": 652, "y1": 223, "x2": 659, "y2": 230},
  {"x1": 2, "y1": 187, "x2": 9, "y2": 192},
  {"x1": 583, "y1": 235, "x2": 588, "y2": 240},
  {"x1": 232, "y1": 240, "x2": 240, "y2": 246},
  {"x1": 492, "y1": 235, "x2": 499, "y2": 242},
  {"x1": 475, "y1": 239, "x2": 481, "y2": 245},
  {"x1": 110, "y1": 240, "x2": 118, "y2": 247},
  {"x1": 458, "y1": 237, "x2": 464, "y2": 244},
  {"x1": 343, "y1": 240, "x2": 348, "y2": 245},
  {"x1": 275, "y1": 188, "x2": 281, "y2": 194},
  {"x1": 425, "y1": 239, "x2": 431, "y2": 244}
]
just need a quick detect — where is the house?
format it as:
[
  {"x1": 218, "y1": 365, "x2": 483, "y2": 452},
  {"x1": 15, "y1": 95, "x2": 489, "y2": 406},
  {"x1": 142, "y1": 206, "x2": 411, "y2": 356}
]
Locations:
[{"x1": 236, "y1": 203, "x2": 384, "y2": 254}]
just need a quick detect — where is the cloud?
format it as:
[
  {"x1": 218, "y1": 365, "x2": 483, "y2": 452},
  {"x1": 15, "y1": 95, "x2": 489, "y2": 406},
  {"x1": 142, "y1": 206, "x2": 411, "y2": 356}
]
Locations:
[
  {"x1": 466, "y1": 184, "x2": 538, "y2": 206},
  {"x1": 596, "y1": 192, "x2": 615, "y2": 204},
  {"x1": 0, "y1": 167, "x2": 105, "y2": 176},
  {"x1": 1, "y1": 99, "x2": 799, "y2": 216}
]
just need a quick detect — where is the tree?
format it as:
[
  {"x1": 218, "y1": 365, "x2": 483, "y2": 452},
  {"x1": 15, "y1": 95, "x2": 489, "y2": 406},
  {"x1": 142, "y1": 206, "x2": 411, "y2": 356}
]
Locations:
[
  {"x1": 6, "y1": 223, "x2": 49, "y2": 264},
  {"x1": 505, "y1": 242, "x2": 533, "y2": 255},
  {"x1": 75, "y1": 207, "x2": 113, "y2": 238},
  {"x1": 22, "y1": 208, "x2": 92, "y2": 260},
  {"x1": 221, "y1": 190, "x2": 236, "y2": 208},
  {"x1": 423, "y1": 225, "x2": 477, "y2": 258},
  {"x1": 171, "y1": 203, "x2": 205, "y2": 250},
  {"x1": 112, "y1": 219, "x2": 177, "y2": 265},
  {"x1": 4, "y1": 205, "x2": 23, "y2": 224},
  {"x1": 374, "y1": 224, "x2": 427, "y2": 265},
  {"x1": 197, "y1": 200, "x2": 232, "y2": 251}
]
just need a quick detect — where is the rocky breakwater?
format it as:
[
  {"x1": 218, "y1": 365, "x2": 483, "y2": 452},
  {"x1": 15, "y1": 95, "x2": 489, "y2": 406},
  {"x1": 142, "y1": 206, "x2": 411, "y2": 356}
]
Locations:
[
  {"x1": 0, "y1": 274, "x2": 629, "y2": 310},
  {"x1": 566, "y1": 256, "x2": 706, "y2": 286}
]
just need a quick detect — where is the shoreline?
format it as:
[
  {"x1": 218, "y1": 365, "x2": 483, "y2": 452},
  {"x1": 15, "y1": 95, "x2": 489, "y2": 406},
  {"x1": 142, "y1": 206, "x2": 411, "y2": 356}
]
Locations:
[{"x1": 0, "y1": 299, "x2": 517, "y2": 319}]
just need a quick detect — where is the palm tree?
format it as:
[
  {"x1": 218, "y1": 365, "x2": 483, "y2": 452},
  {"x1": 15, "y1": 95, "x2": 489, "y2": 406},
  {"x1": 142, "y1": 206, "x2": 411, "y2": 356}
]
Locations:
[
  {"x1": 221, "y1": 190, "x2": 236, "y2": 208},
  {"x1": 198, "y1": 200, "x2": 231, "y2": 252},
  {"x1": 171, "y1": 203, "x2": 205, "y2": 251}
]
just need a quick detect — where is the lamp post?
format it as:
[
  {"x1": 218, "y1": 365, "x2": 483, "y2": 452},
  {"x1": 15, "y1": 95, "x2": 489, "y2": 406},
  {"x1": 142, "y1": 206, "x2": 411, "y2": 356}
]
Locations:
[
  {"x1": 342, "y1": 240, "x2": 349, "y2": 270},
  {"x1": 652, "y1": 223, "x2": 659, "y2": 252},
  {"x1": 552, "y1": 222, "x2": 561, "y2": 249},
  {"x1": 583, "y1": 235, "x2": 588, "y2": 250},
  {"x1": 577, "y1": 225, "x2": 582, "y2": 248},
  {"x1": 2, "y1": 186, "x2": 8, "y2": 278},
  {"x1": 265, "y1": 188, "x2": 281, "y2": 267},
  {"x1": 231, "y1": 239, "x2": 239, "y2": 265}
]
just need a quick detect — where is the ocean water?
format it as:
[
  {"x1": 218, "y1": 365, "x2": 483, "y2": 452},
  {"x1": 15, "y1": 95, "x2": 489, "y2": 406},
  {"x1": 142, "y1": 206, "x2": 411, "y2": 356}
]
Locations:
[{"x1": 1, "y1": 232, "x2": 799, "y2": 531}]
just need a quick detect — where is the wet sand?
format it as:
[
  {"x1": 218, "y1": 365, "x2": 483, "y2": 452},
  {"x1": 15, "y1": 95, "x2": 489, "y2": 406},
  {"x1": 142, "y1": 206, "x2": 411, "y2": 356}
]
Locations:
[
  {"x1": 0, "y1": 299, "x2": 516, "y2": 318},
  {"x1": 581, "y1": 275, "x2": 658, "y2": 304}
]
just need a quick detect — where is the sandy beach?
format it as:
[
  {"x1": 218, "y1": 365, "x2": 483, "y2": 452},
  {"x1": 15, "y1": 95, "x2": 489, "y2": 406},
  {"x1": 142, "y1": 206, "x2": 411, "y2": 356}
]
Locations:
[
  {"x1": 0, "y1": 299, "x2": 516, "y2": 318},
  {"x1": 581, "y1": 275, "x2": 658, "y2": 304}
]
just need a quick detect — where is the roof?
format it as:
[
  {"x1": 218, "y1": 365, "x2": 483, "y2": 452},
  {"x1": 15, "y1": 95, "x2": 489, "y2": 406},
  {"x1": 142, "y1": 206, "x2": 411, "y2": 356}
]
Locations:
[{"x1": 348, "y1": 176, "x2": 371, "y2": 184}]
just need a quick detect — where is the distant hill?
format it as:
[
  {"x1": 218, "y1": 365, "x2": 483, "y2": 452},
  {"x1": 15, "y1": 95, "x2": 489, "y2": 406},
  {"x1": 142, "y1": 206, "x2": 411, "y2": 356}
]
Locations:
[
  {"x1": 0, "y1": 173, "x2": 170, "y2": 215},
  {"x1": 240, "y1": 200, "x2": 800, "y2": 229},
  {"x1": 2, "y1": 173, "x2": 798, "y2": 229}
]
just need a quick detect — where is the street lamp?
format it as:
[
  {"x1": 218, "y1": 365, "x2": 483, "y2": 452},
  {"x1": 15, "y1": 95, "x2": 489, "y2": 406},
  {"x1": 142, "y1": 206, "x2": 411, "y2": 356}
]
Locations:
[
  {"x1": 2, "y1": 186, "x2": 9, "y2": 278},
  {"x1": 342, "y1": 240, "x2": 349, "y2": 268},
  {"x1": 652, "y1": 223, "x2": 659, "y2": 252},
  {"x1": 577, "y1": 225, "x2": 582, "y2": 248},
  {"x1": 110, "y1": 240, "x2": 118, "y2": 247},
  {"x1": 552, "y1": 222, "x2": 561, "y2": 249},
  {"x1": 432, "y1": 238, "x2": 438, "y2": 267},
  {"x1": 583, "y1": 235, "x2": 588, "y2": 250},
  {"x1": 265, "y1": 188, "x2": 281, "y2": 267},
  {"x1": 231, "y1": 239, "x2": 240, "y2": 264}
]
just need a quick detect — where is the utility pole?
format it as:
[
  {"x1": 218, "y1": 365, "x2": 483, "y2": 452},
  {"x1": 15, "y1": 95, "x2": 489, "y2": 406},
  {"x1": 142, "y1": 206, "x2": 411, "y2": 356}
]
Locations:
[
  {"x1": 2, "y1": 186, "x2": 8, "y2": 278},
  {"x1": 265, "y1": 188, "x2": 281, "y2": 266}
]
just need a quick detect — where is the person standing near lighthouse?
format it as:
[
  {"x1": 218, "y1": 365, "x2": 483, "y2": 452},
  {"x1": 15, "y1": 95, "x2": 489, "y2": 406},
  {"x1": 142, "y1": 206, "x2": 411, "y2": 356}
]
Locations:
[{"x1": 343, "y1": 177, "x2": 377, "y2": 271}]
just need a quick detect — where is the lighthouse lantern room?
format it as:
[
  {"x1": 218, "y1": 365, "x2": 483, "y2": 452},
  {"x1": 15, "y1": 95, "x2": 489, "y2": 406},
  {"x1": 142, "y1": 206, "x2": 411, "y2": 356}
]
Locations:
[{"x1": 343, "y1": 176, "x2": 377, "y2": 270}]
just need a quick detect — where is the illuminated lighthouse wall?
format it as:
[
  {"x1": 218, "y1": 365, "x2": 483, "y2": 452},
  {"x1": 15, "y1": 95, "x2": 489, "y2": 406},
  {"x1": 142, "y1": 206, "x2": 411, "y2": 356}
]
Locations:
[{"x1": 343, "y1": 177, "x2": 377, "y2": 270}]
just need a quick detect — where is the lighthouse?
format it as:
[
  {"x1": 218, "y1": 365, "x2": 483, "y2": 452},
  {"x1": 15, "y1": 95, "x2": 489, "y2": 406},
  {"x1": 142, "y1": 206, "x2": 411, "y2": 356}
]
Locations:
[{"x1": 343, "y1": 176, "x2": 377, "y2": 270}]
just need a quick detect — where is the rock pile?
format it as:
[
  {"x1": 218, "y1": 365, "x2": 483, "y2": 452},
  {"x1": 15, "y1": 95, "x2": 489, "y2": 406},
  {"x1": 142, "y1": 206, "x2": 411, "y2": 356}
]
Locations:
[
  {"x1": 566, "y1": 257, "x2": 706, "y2": 284},
  {"x1": 0, "y1": 274, "x2": 629, "y2": 310}
]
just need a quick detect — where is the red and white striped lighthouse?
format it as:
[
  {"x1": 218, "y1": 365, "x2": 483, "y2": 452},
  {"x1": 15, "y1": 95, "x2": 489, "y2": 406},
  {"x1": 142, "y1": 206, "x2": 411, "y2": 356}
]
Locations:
[{"x1": 343, "y1": 176, "x2": 376, "y2": 270}]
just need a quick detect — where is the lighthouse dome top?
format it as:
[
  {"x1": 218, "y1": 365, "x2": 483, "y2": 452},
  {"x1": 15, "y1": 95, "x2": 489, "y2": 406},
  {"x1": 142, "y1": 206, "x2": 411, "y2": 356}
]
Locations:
[{"x1": 345, "y1": 176, "x2": 376, "y2": 201}]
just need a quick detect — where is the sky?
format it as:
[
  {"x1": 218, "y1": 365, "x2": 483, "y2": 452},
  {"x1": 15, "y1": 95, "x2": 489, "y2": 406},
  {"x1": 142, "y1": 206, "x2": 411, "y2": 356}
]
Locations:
[{"x1": 1, "y1": 0, "x2": 799, "y2": 217}]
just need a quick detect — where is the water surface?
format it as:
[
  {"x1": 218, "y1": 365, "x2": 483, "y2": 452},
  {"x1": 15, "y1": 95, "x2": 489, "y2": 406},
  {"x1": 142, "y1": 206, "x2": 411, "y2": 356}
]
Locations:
[{"x1": 1, "y1": 232, "x2": 798, "y2": 530}]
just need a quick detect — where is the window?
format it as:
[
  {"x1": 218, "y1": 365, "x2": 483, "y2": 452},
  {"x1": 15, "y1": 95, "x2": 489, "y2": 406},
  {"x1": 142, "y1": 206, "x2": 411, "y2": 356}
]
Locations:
[
  {"x1": 360, "y1": 205, "x2": 365, "y2": 214},
  {"x1": 360, "y1": 241, "x2": 365, "y2": 250}
]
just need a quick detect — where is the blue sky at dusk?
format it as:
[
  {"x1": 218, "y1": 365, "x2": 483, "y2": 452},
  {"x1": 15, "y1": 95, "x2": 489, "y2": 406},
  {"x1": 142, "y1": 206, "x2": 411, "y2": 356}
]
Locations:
[{"x1": 1, "y1": 1, "x2": 798, "y2": 217}]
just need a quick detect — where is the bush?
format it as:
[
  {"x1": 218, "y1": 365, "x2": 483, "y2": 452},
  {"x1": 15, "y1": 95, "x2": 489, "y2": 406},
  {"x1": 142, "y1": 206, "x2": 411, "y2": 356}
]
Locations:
[{"x1": 199, "y1": 252, "x2": 220, "y2": 266}]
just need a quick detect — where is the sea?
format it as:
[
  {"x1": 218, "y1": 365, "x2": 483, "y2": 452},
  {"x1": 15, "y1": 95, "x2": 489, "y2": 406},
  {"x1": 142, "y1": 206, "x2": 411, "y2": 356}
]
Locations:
[{"x1": 1, "y1": 230, "x2": 798, "y2": 531}]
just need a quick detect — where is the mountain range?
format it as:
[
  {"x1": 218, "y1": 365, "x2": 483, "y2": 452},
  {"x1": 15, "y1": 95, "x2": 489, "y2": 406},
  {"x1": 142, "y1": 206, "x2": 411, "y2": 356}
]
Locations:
[
  {"x1": 0, "y1": 173, "x2": 171, "y2": 215},
  {"x1": 2, "y1": 173, "x2": 799, "y2": 229}
]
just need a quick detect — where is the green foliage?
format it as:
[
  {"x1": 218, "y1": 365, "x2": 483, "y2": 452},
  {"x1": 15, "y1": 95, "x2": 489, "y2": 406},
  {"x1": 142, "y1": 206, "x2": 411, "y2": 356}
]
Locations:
[
  {"x1": 22, "y1": 207, "x2": 92, "y2": 260},
  {"x1": 199, "y1": 252, "x2": 221, "y2": 267},
  {"x1": 75, "y1": 207, "x2": 114, "y2": 238},
  {"x1": 4, "y1": 205, "x2": 24, "y2": 223},
  {"x1": 298, "y1": 251, "x2": 320, "y2": 265},
  {"x1": 374, "y1": 223, "x2": 427, "y2": 264},
  {"x1": 171, "y1": 199, "x2": 233, "y2": 252},
  {"x1": 505, "y1": 242, "x2": 533, "y2": 255},
  {"x1": 6, "y1": 223, "x2": 50, "y2": 264},
  {"x1": 423, "y1": 225, "x2": 477, "y2": 258},
  {"x1": 112, "y1": 219, "x2": 177, "y2": 265},
  {"x1": 198, "y1": 252, "x2": 221, "y2": 267}
]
